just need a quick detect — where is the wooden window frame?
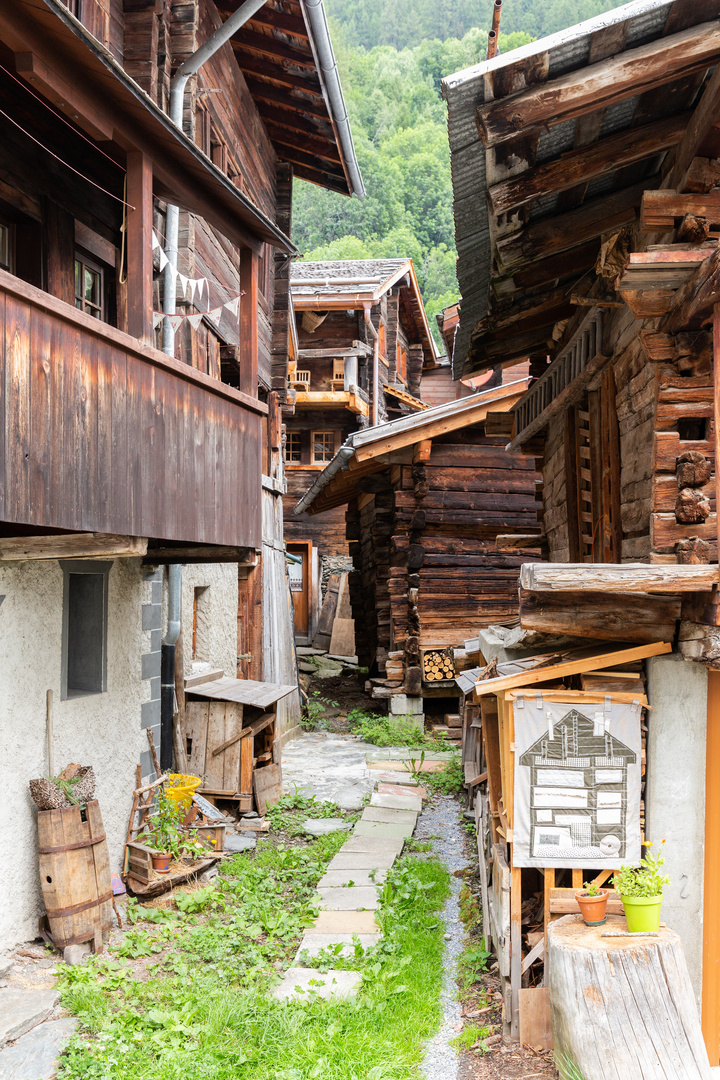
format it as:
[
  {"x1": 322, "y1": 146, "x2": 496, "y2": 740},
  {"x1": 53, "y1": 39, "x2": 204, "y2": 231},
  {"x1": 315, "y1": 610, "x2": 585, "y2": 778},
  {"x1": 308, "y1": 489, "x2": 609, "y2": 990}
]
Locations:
[
  {"x1": 312, "y1": 430, "x2": 335, "y2": 464},
  {"x1": 61, "y1": 561, "x2": 110, "y2": 699},
  {"x1": 285, "y1": 431, "x2": 302, "y2": 463},
  {"x1": 396, "y1": 343, "x2": 407, "y2": 384},
  {"x1": 75, "y1": 249, "x2": 105, "y2": 321},
  {"x1": 0, "y1": 220, "x2": 15, "y2": 274}
]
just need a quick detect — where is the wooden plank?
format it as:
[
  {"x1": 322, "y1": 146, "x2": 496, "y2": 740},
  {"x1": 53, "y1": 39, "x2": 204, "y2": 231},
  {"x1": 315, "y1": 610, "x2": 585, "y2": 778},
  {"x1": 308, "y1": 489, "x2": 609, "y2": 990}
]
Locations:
[
  {"x1": 518, "y1": 987, "x2": 553, "y2": 1050},
  {"x1": 641, "y1": 190, "x2": 720, "y2": 230},
  {"x1": 183, "y1": 701, "x2": 209, "y2": 779},
  {"x1": 488, "y1": 114, "x2": 689, "y2": 215},
  {"x1": 476, "y1": 23, "x2": 720, "y2": 146},
  {"x1": 505, "y1": 689, "x2": 649, "y2": 706},
  {"x1": 239, "y1": 735, "x2": 254, "y2": 796},
  {"x1": 474, "y1": 641, "x2": 670, "y2": 698},
  {"x1": 0, "y1": 532, "x2": 147, "y2": 561},
  {"x1": 125, "y1": 152, "x2": 153, "y2": 344},
  {"x1": 253, "y1": 763, "x2": 282, "y2": 817},
  {"x1": 507, "y1": 351, "x2": 609, "y2": 451},
  {"x1": 702, "y1": 670, "x2": 720, "y2": 1062},
  {"x1": 510, "y1": 863, "x2": 522, "y2": 1040},
  {"x1": 670, "y1": 61, "x2": 720, "y2": 190},
  {"x1": 238, "y1": 247, "x2": 258, "y2": 398},
  {"x1": 519, "y1": 562, "x2": 718, "y2": 594}
]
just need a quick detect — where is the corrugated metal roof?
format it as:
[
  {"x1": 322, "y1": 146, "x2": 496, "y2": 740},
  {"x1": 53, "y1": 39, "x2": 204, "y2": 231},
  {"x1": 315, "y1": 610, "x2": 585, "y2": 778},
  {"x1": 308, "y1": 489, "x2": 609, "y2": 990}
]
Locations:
[{"x1": 442, "y1": 0, "x2": 677, "y2": 378}]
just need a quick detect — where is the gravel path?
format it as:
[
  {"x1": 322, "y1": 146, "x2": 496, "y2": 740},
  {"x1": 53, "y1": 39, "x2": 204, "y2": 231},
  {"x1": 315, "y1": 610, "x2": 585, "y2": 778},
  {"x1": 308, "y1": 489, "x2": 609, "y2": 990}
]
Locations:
[{"x1": 415, "y1": 794, "x2": 468, "y2": 1080}]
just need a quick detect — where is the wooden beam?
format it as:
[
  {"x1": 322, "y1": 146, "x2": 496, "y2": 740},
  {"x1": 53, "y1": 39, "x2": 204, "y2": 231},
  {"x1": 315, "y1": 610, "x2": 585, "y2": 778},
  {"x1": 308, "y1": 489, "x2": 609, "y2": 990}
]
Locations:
[
  {"x1": 413, "y1": 439, "x2": 432, "y2": 463},
  {"x1": 244, "y1": 79, "x2": 329, "y2": 120},
  {"x1": 519, "y1": 589, "x2": 681, "y2": 644},
  {"x1": 125, "y1": 151, "x2": 153, "y2": 344},
  {"x1": 144, "y1": 545, "x2": 257, "y2": 564},
  {"x1": 488, "y1": 113, "x2": 689, "y2": 215},
  {"x1": 0, "y1": 533, "x2": 148, "y2": 561},
  {"x1": 496, "y1": 534, "x2": 546, "y2": 551},
  {"x1": 618, "y1": 247, "x2": 713, "y2": 291},
  {"x1": 476, "y1": 22, "x2": 720, "y2": 147},
  {"x1": 507, "y1": 352, "x2": 609, "y2": 452},
  {"x1": 665, "y1": 247, "x2": 720, "y2": 333},
  {"x1": 239, "y1": 247, "x2": 258, "y2": 398},
  {"x1": 714, "y1": 304, "x2": 720, "y2": 578},
  {"x1": 229, "y1": 53, "x2": 323, "y2": 96},
  {"x1": 520, "y1": 562, "x2": 719, "y2": 594},
  {"x1": 262, "y1": 121, "x2": 342, "y2": 165},
  {"x1": 641, "y1": 189, "x2": 720, "y2": 231},
  {"x1": 231, "y1": 28, "x2": 317, "y2": 69},
  {"x1": 474, "y1": 640, "x2": 671, "y2": 698},
  {"x1": 669, "y1": 62, "x2": 720, "y2": 189},
  {"x1": 495, "y1": 180, "x2": 653, "y2": 273}
]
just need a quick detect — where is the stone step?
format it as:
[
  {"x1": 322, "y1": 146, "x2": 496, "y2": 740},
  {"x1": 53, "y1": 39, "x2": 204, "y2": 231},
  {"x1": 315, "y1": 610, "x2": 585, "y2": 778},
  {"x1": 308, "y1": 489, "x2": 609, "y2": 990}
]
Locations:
[
  {"x1": 0, "y1": 1017, "x2": 77, "y2": 1080},
  {"x1": 366, "y1": 749, "x2": 456, "y2": 762},
  {"x1": 361, "y1": 807, "x2": 417, "y2": 826},
  {"x1": 272, "y1": 967, "x2": 362, "y2": 1002},
  {"x1": 373, "y1": 770, "x2": 420, "y2": 786},
  {"x1": 327, "y1": 852, "x2": 397, "y2": 872},
  {"x1": 294, "y1": 933, "x2": 380, "y2": 965},
  {"x1": 316, "y1": 886, "x2": 379, "y2": 911},
  {"x1": 302, "y1": 818, "x2": 353, "y2": 837},
  {"x1": 354, "y1": 820, "x2": 414, "y2": 840},
  {"x1": 377, "y1": 781, "x2": 428, "y2": 799},
  {"x1": 367, "y1": 759, "x2": 446, "y2": 773},
  {"x1": 340, "y1": 836, "x2": 404, "y2": 856},
  {"x1": 309, "y1": 910, "x2": 379, "y2": 935},
  {"x1": 371, "y1": 792, "x2": 423, "y2": 813},
  {"x1": 318, "y1": 868, "x2": 388, "y2": 888},
  {"x1": 0, "y1": 989, "x2": 60, "y2": 1049}
]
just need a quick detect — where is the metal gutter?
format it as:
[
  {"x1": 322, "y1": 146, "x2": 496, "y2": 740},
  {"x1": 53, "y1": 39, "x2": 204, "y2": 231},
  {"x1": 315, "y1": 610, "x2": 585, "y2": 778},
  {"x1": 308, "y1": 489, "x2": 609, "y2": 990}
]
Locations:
[
  {"x1": 300, "y1": 0, "x2": 365, "y2": 199},
  {"x1": 294, "y1": 445, "x2": 355, "y2": 515}
]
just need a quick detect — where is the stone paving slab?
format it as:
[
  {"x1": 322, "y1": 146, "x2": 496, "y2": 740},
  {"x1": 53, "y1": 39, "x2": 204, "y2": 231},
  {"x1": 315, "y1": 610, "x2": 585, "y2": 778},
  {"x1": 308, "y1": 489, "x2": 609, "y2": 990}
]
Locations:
[
  {"x1": 0, "y1": 1017, "x2": 77, "y2": 1080},
  {"x1": 0, "y1": 989, "x2": 60, "y2": 1048},
  {"x1": 273, "y1": 967, "x2": 362, "y2": 1002},
  {"x1": 362, "y1": 806, "x2": 417, "y2": 826},
  {"x1": 366, "y1": 749, "x2": 455, "y2": 762},
  {"x1": 367, "y1": 759, "x2": 446, "y2": 773},
  {"x1": 340, "y1": 836, "x2": 404, "y2": 855},
  {"x1": 378, "y1": 781, "x2": 428, "y2": 799},
  {"x1": 307, "y1": 911, "x2": 379, "y2": 935},
  {"x1": 374, "y1": 771, "x2": 419, "y2": 786},
  {"x1": 371, "y1": 792, "x2": 423, "y2": 813},
  {"x1": 327, "y1": 852, "x2": 397, "y2": 872},
  {"x1": 294, "y1": 933, "x2": 380, "y2": 963},
  {"x1": 318, "y1": 868, "x2": 387, "y2": 888},
  {"x1": 303, "y1": 818, "x2": 353, "y2": 836},
  {"x1": 354, "y1": 820, "x2": 414, "y2": 839},
  {"x1": 317, "y1": 886, "x2": 379, "y2": 911}
]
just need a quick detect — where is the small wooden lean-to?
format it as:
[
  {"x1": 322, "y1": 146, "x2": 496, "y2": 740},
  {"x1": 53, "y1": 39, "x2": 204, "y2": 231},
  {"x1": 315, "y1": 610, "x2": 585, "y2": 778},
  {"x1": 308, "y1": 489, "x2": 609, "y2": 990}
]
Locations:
[{"x1": 548, "y1": 915, "x2": 712, "y2": 1079}]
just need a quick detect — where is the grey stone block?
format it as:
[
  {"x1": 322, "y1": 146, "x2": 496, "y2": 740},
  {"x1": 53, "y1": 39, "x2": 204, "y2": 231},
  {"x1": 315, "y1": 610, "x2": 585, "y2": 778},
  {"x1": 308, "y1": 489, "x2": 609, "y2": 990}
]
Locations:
[
  {"x1": 142, "y1": 651, "x2": 161, "y2": 680},
  {"x1": 316, "y1": 886, "x2": 379, "y2": 911},
  {"x1": 272, "y1": 968, "x2": 361, "y2": 1003},
  {"x1": 0, "y1": 1017, "x2": 78, "y2": 1079},
  {"x1": 141, "y1": 700, "x2": 160, "y2": 730},
  {"x1": 139, "y1": 750, "x2": 154, "y2": 777},
  {"x1": 142, "y1": 603, "x2": 161, "y2": 631},
  {"x1": 150, "y1": 629, "x2": 161, "y2": 653},
  {"x1": 149, "y1": 676, "x2": 161, "y2": 702},
  {"x1": 63, "y1": 944, "x2": 91, "y2": 966},
  {"x1": 151, "y1": 581, "x2": 162, "y2": 604},
  {"x1": 303, "y1": 819, "x2": 353, "y2": 837},
  {"x1": 224, "y1": 835, "x2": 256, "y2": 853},
  {"x1": 0, "y1": 989, "x2": 60, "y2": 1048}
]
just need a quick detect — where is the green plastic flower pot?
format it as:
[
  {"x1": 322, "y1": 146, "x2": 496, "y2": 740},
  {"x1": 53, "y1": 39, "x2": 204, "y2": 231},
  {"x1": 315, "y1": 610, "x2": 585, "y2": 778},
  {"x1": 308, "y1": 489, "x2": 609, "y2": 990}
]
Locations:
[{"x1": 621, "y1": 894, "x2": 663, "y2": 933}]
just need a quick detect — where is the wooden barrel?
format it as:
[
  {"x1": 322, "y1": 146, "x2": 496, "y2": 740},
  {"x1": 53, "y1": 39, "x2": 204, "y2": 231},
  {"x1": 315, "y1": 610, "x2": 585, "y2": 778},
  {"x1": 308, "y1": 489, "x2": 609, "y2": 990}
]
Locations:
[
  {"x1": 548, "y1": 913, "x2": 712, "y2": 1079},
  {"x1": 37, "y1": 800, "x2": 113, "y2": 950}
]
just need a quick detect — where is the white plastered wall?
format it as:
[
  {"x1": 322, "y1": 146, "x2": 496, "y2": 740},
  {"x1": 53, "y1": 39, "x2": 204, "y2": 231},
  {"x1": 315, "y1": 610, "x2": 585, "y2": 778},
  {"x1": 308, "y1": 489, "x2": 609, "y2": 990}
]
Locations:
[
  {"x1": 178, "y1": 564, "x2": 238, "y2": 676},
  {"x1": 0, "y1": 558, "x2": 146, "y2": 955}
]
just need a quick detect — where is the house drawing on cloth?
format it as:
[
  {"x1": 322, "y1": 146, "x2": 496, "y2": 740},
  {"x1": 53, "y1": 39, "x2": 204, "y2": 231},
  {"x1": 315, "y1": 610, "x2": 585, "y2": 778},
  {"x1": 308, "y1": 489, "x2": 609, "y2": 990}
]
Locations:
[{"x1": 518, "y1": 708, "x2": 637, "y2": 862}]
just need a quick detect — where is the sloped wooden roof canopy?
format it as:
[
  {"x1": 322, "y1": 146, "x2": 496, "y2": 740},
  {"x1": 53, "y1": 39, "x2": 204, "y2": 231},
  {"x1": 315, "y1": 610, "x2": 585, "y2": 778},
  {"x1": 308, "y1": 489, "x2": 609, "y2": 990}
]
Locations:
[
  {"x1": 442, "y1": 0, "x2": 720, "y2": 379},
  {"x1": 3, "y1": 0, "x2": 294, "y2": 252},
  {"x1": 215, "y1": 0, "x2": 361, "y2": 196},
  {"x1": 294, "y1": 378, "x2": 530, "y2": 516}
]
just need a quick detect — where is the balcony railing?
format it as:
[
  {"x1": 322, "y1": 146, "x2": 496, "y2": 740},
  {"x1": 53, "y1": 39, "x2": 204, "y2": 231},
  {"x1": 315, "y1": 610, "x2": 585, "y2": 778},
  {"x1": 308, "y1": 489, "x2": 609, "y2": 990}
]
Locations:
[{"x1": 0, "y1": 269, "x2": 265, "y2": 549}]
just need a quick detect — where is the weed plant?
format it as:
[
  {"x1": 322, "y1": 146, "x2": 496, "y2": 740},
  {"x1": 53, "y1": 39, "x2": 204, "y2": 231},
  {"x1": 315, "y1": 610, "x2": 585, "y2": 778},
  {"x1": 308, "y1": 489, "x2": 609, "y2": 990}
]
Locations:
[
  {"x1": 300, "y1": 691, "x2": 339, "y2": 732},
  {"x1": 56, "y1": 836, "x2": 450, "y2": 1080},
  {"x1": 347, "y1": 708, "x2": 448, "y2": 750},
  {"x1": 450, "y1": 1023, "x2": 491, "y2": 1052},
  {"x1": 266, "y1": 788, "x2": 348, "y2": 835},
  {"x1": 422, "y1": 755, "x2": 464, "y2": 796}
]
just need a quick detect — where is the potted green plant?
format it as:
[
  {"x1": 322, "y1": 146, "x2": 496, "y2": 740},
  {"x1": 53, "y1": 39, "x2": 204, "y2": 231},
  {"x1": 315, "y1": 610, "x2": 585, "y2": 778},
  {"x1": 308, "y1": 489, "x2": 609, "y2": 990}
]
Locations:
[
  {"x1": 575, "y1": 879, "x2": 609, "y2": 926},
  {"x1": 144, "y1": 787, "x2": 205, "y2": 874},
  {"x1": 614, "y1": 840, "x2": 670, "y2": 933}
]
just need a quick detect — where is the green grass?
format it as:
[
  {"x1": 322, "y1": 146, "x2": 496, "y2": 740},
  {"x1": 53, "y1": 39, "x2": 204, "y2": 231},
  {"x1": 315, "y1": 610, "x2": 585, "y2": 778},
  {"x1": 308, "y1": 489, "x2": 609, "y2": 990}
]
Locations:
[
  {"x1": 56, "y1": 838, "x2": 450, "y2": 1080},
  {"x1": 450, "y1": 1023, "x2": 490, "y2": 1052},
  {"x1": 346, "y1": 708, "x2": 448, "y2": 750},
  {"x1": 422, "y1": 756, "x2": 464, "y2": 796}
]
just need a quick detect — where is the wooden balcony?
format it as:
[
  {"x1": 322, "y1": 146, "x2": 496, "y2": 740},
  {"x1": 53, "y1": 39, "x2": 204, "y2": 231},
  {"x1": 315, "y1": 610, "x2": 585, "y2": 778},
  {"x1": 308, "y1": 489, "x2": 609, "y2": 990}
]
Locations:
[
  {"x1": 294, "y1": 388, "x2": 369, "y2": 417},
  {"x1": 0, "y1": 270, "x2": 265, "y2": 553}
]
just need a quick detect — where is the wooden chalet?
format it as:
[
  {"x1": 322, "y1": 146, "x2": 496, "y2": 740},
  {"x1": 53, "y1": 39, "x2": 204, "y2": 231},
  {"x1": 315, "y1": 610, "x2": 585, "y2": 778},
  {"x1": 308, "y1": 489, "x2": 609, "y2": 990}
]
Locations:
[
  {"x1": 284, "y1": 258, "x2": 437, "y2": 643},
  {"x1": 444, "y1": 0, "x2": 720, "y2": 1058},
  {"x1": 0, "y1": 0, "x2": 361, "y2": 955},
  {"x1": 294, "y1": 379, "x2": 538, "y2": 717}
]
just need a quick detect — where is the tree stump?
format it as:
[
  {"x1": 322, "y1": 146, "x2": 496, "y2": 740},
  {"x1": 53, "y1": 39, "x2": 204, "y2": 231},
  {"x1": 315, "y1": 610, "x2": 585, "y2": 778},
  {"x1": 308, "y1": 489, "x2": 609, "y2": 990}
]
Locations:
[{"x1": 548, "y1": 914, "x2": 711, "y2": 1080}]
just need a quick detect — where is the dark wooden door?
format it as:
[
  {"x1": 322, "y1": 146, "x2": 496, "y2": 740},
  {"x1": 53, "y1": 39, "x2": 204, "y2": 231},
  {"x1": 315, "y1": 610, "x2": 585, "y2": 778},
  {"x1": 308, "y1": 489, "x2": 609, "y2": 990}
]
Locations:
[{"x1": 287, "y1": 542, "x2": 310, "y2": 637}]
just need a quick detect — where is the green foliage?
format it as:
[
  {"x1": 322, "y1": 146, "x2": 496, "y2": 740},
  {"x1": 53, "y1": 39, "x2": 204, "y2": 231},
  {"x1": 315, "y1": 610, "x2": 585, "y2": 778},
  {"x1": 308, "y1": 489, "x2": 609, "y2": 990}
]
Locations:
[
  {"x1": 140, "y1": 788, "x2": 206, "y2": 861},
  {"x1": 582, "y1": 880, "x2": 600, "y2": 897},
  {"x1": 348, "y1": 709, "x2": 446, "y2": 749},
  {"x1": 555, "y1": 1051, "x2": 589, "y2": 1080},
  {"x1": 266, "y1": 787, "x2": 345, "y2": 835},
  {"x1": 450, "y1": 1022, "x2": 491, "y2": 1052},
  {"x1": 48, "y1": 773, "x2": 85, "y2": 806},
  {"x1": 301, "y1": 690, "x2": 338, "y2": 732},
  {"x1": 614, "y1": 840, "x2": 670, "y2": 898},
  {"x1": 56, "y1": 841, "x2": 450, "y2": 1080},
  {"x1": 294, "y1": 2, "x2": 624, "y2": 347},
  {"x1": 423, "y1": 755, "x2": 464, "y2": 795}
]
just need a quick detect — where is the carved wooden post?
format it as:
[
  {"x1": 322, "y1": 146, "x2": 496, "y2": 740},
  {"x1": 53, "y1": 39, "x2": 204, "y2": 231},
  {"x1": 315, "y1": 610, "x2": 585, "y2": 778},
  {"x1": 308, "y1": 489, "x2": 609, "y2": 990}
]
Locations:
[
  {"x1": 548, "y1": 914, "x2": 712, "y2": 1079},
  {"x1": 239, "y1": 246, "x2": 259, "y2": 398},
  {"x1": 125, "y1": 151, "x2": 153, "y2": 344}
]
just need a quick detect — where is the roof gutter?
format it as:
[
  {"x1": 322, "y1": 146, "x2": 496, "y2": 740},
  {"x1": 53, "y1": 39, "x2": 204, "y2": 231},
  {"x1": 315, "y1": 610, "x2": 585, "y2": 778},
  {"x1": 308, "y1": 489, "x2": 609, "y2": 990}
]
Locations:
[
  {"x1": 294, "y1": 444, "x2": 355, "y2": 515},
  {"x1": 300, "y1": 0, "x2": 365, "y2": 199}
]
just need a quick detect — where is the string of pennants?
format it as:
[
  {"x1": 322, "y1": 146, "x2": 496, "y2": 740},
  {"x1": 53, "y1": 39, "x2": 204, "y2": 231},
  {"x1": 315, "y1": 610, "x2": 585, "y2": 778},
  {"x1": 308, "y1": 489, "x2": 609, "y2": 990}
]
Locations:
[{"x1": 151, "y1": 230, "x2": 244, "y2": 331}]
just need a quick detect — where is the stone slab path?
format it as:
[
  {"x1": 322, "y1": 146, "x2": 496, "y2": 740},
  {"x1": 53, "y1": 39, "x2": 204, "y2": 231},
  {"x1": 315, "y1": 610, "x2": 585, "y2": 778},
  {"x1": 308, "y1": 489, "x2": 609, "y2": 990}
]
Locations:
[{"x1": 272, "y1": 751, "x2": 430, "y2": 1004}]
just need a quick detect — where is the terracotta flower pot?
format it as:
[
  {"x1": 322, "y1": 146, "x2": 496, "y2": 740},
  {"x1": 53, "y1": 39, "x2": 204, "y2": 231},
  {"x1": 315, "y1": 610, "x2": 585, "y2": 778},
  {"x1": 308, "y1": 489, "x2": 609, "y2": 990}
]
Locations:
[
  {"x1": 575, "y1": 889, "x2": 609, "y2": 926},
  {"x1": 152, "y1": 852, "x2": 172, "y2": 875}
]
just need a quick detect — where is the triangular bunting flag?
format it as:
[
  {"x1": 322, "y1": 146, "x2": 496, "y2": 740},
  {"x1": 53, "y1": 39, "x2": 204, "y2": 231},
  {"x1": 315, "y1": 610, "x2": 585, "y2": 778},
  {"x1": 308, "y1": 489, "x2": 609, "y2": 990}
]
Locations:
[
  {"x1": 167, "y1": 314, "x2": 183, "y2": 331},
  {"x1": 152, "y1": 311, "x2": 165, "y2": 329},
  {"x1": 187, "y1": 313, "x2": 203, "y2": 330},
  {"x1": 178, "y1": 273, "x2": 188, "y2": 297},
  {"x1": 209, "y1": 306, "x2": 224, "y2": 321},
  {"x1": 225, "y1": 296, "x2": 239, "y2": 317},
  {"x1": 152, "y1": 231, "x2": 161, "y2": 251},
  {"x1": 158, "y1": 249, "x2": 168, "y2": 271},
  {"x1": 188, "y1": 279, "x2": 197, "y2": 301},
  {"x1": 196, "y1": 278, "x2": 206, "y2": 301}
]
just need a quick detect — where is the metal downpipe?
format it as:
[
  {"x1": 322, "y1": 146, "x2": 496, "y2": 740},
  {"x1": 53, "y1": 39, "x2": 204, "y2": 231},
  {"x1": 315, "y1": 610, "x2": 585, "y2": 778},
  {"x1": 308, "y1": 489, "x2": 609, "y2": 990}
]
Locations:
[{"x1": 160, "y1": 563, "x2": 182, "y2": 772}]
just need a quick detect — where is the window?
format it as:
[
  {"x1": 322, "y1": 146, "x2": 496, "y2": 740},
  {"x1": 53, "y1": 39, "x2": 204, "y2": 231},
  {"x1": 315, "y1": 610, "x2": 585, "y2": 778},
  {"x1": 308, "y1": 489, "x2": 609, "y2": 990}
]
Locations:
[
  {"x1": 62, "y1": 562, "x2": 110, "y2": 698},
  {"x1": 377, "y1": 323, "x2": 386, "y2": 360},
  {"x1": 0, "y1": 222, "x2": 15, "y2": 273},
  {"x1": 286, "y1": 432, "x2": 302, "y2": 463},
  {"x1": 396, "y1": 344, "x2": 407, "y2": 383},
  {"x1": 312, "y1": 431, "x2": 334, "y2": 463},
  {"x1": 61, "y1": 0, "x2": 81, "y2": 15},
  {"x1": 192, "y1": 586, "x2": 209, "y2": 660},
  {"x1": 75, "y1": 252, "x2": 104, "y2": 320}
]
